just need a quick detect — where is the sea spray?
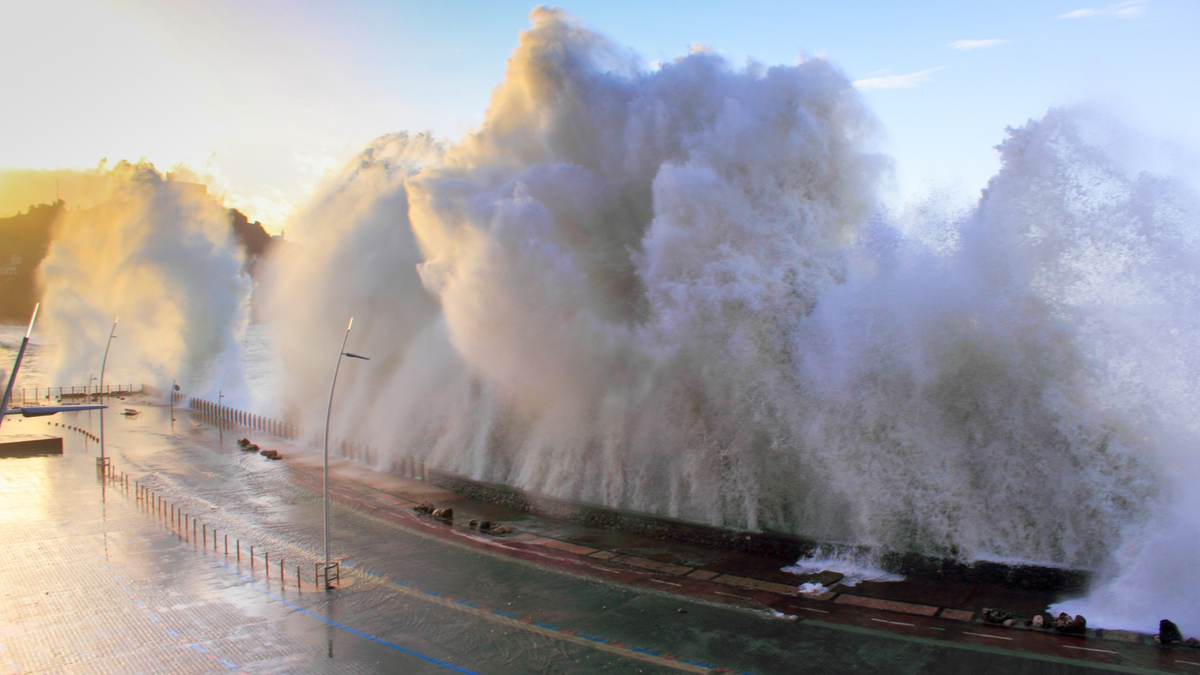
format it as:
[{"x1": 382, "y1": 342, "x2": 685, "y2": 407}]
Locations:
[
  {"x1": 267, "y1": 10, "x2": 1200, "y2": 633},
  {"x1": 37, "y1": 161, "x2": 251, "y2": 399}
]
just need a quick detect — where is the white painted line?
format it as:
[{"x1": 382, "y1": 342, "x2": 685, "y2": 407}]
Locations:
[
  {"x1": 799, "y1": 607, "x2": 831, "y2": 614},
  {"x1": 963, "y1": 631, "x2": 1014, "y2": 641},
  {"x1": 1063, "y1": 645, "x2": 1117, "y2": 655},
  {"x1": 714, "y1": 592, "x2": 744, "y2": 599},
  {"x1": 1176, "y1": 661, "x2": 1200, "y2": 667},
  {"x1": 872, "y1": 618, "x2": 915, "y2": 627},
  {"x1": 649, "y1": 579, "x2": 682, "y2": 587}
]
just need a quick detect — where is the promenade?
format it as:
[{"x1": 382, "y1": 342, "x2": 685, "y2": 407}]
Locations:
[{"x1": 0, "y1": 397, "x2": 1194, "y2": 674}]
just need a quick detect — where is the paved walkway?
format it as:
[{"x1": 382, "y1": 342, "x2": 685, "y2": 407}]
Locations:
[{"x1": 2, "y1": 401, "x2": 1197, "y2": 674}]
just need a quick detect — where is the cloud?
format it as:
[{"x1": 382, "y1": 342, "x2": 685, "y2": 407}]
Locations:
[
  {"x1": 949, "y1": 39, "x2": 1007, "y2": 50},
  {"x1": 853, "y1": 68, "x2": 942, "y2": 91},
  {"x1": 1060, "y1": 0, "x2": 1147, "y2": 19}
]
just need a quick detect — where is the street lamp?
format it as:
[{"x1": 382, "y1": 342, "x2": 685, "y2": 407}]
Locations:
[
  {"x1": 98, "y1": 317, "x2": 118, "y2": 462},
  {"x1": 323, "y1": 317, "x2": 369, "y2": 588}
]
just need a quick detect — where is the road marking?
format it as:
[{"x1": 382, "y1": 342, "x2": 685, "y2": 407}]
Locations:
[
  {"x1": 714, "y1": 592, "x2": 744, "y2": 598},
  {"x1": 1176, "y1": 661, "x2": 1200, "y2": 667},
  {"x1": 650, "y1": 579, "x2": 681, "y2": 587},
  {"x1": 963, "y1": 632, "x2": 1013, "y2": 641},
  {"x1": 1063, "y1": 645, "x2": 1117, "y2": 655},
  {"x1": 798, "y1": 607, "x2": 831, "y2": 614},
  {"x1": 872, "y1": 618, "x2": 915, "y2": 627}
]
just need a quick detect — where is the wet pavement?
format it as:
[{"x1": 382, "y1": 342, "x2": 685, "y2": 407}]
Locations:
[{"x1": 1, "y1": 399, "x2": 1196, "y2": 674}]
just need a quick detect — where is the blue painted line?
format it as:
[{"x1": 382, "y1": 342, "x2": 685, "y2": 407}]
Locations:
[
  {"x1": 393, "y1": 580, "x2": 410, "y2": 586},
  {"x1": 165, "y1": 629, "x2": 181, "y2": 638},
  {"x1": 536, "y1": 622, "x2": 559, "y2": 630},
  {"x1": 493, "y1": 611, "x2": 518, "y2": 619},
  {"x1": 190, "y1": 644, "x2": 207, "y2": 653},
  {"x1": 456, "y1": 600, "x2": 478, "y2": 608},
  {"x1": 631, "y1": 647, "x2": 659, "y2": 656},
  {"x1": 579, "y1": 634, "x2": 607, "y2": 643},
  {"x1": 218, "y1": 659, "x2": 237, "y2": 669},
  {"x1": 684, "y1": 660, "x2": 715, "y2": 668},
  {"x1": 147, "y1": 614, "x2": 161, "y2": 622},
  {"x1": 423, "y1": 590, "x2": 443, "y2": 597},
  {"x1": 220, "y1": 562, "x2": 480, "y2": 675}
]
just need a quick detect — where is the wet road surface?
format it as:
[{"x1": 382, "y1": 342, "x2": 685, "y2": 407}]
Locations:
[{"x1": 0, "y1": 402, "x2": 1178, "y2": 674}]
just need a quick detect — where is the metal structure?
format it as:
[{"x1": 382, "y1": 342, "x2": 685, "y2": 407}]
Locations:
[
  {"x1": 98, "y1": 317, "x2": 118, "y2": 460},
  {"x1": 2, "y1": 303, "x2": 105, "y2": 429},
  {"x1": 323, "y1": 317, "x2": 369, "y2": 587}
]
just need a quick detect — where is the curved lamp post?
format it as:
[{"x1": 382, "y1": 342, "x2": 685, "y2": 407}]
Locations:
[
  {"x1": 323, "y1": 317, "x2": 369, "y2": 587},
  {"x1": 98, "y1": 317, "x2": 118, "y2": 461}
]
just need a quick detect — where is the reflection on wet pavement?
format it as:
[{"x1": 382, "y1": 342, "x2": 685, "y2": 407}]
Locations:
[{"x1": 1, "y1": 404, "x2": 1142, "y2": 674}]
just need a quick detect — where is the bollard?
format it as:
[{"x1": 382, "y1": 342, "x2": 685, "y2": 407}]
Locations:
[
  {"x1": 297, "y1": 566, "x2": 301, "y2": 590},
  {"x1": 280, "y1": 559, "x2": 284, "y2": 584},
  {"x1": 202, "y1": 524, "x2": 206, "y2": 547},
  {"x1": 193, "y1": 518, "x2": 196, "y2": 542},
  {"x1": 265, "y1": 552, "x2": 269, "y2": 578},
  {"x1": 224, "y1": 534, "x2": 228, "y2": 555},
  {"x1": 250, "y1": 546, "x2": 254, "y2": 568},
  {"x1": 237, "y1": 539, "x2": 240, "y2": 561},
  {"x1": 213, "y1": 529, "x2": 217, "y2": 551}
]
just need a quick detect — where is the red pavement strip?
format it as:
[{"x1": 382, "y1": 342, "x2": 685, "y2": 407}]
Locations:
[{"x1": 279, "y1": 461, "x2": 1200, "y2": 673}]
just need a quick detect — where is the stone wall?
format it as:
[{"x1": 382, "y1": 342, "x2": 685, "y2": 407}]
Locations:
[{"x1": 426, "y1": 469, "x2": 1090, "y2": 592}]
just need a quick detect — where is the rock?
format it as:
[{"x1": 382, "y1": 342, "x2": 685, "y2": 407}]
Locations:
[
  {"x1": 1032, "y1": 615, "x2": 1044, "y2": 628},
  {"x1": 468, "y1": 519, "x2": 478, "y2": 527},
  {"x1": 982, "y1": 608, "x2": 1013, "y2": 625},
  {"x1": 808, "y1": 571, "x2": 845, "y2": 587},
  {"x1": 238, "y1": 438, "x2": 250, "y2": 448},
  {"x1": 1053, "y1": 613, "x2": 1086, "y2": 635},
  {"x1": 248, "y1": 444, "x2": 260, "y2": 452},
  {"x1": 414, "y1": 501, "x2": 434, "y2": 514},
  {"x1": 479, "y1": 520, "x2": 492, "y2": 531},
  {"x1": 433, "y1": 508, "x2": 453, "y2": 520},
  {"x1": 1185, "y1": 637, "x2": 1199, "y2": 648},
  {"x1": 1160, "y1": 620, "x2": 1184, "y2": 645},
  {"x1": 490, "y1": 525, "x2": 511, "y2": 535},
  {"x1": 677, "y1": 608, "x2": 687, "y2": 614},
  {"x1": 1003, "y1": 618, "x2": 1016, "y2": 627}
]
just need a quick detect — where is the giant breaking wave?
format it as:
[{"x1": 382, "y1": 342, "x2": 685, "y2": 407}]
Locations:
[{"x1": 266, "y1": 9, "x2": 1200, "y2": 632}]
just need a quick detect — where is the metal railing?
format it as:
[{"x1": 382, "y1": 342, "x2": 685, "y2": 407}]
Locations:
[
  {"x1": 186, "y1": 394, "x2": 426, "y2": 480},
  {"x1": 20, "y1": 384, "x2": 143, "y2": 404}
]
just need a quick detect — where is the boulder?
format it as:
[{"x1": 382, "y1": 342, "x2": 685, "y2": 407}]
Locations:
[
  {"x1": 1031, "y1": 615, "x2": 1044, "y2": 628},
  {"x1": 1160, "y1": 620, "x2": 1184, "y2": 645},
  {"x1": 1185, "y1": 637, "x2": 1199, "y2": 648},
  {"x1": 808, "y1": 571, "x2": 845, "y2": 586},
  {"x1": 479, "y1": 520, "x2": 492, "y2": 531},
  {"x1": 982, "y1": 608, "x2": 1013, "y2": 625},
  {"x1": 1053, "y1": 613, "x2": 1086, "y2": 635},
  {"x1": 468, "y1": 519, "x2": 478, "y2": 527},
  {"x1": 238, "y1": 438, "x2": 250, "y2": 448},
  {"x1": 414, "y1": 501, "x2": 434, "y2": 514}
]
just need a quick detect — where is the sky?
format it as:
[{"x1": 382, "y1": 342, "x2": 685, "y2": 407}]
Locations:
[{"x1": 2, "y1": 0, "x2": 1197, "y2": 231}]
